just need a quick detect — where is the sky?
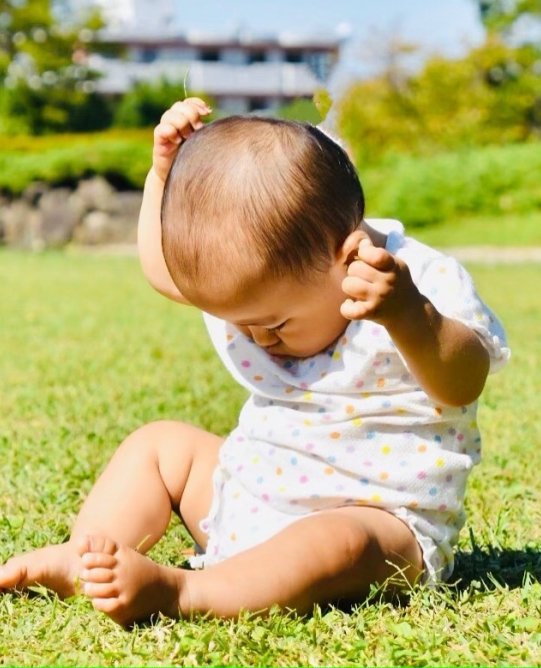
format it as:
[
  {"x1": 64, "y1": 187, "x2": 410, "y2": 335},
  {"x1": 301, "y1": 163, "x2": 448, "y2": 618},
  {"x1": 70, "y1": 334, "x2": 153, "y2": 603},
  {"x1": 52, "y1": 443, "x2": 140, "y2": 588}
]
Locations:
[{"x1": 172, "y1": 0, "x2": 485, "y2": 52}]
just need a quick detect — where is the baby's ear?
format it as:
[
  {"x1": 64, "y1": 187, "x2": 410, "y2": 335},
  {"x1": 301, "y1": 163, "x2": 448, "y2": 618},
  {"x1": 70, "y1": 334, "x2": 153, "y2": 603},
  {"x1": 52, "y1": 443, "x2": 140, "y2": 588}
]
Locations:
[{"x1": 337, "y1": 229, "x2": 364, "y2": 266}]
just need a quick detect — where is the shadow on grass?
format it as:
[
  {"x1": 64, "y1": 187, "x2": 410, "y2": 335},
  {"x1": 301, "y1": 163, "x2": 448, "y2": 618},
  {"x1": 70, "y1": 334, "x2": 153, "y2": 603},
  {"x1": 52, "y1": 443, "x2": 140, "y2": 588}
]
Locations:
[{"x1": 451, "y1": 544, "x2": 541, "y2": 590}]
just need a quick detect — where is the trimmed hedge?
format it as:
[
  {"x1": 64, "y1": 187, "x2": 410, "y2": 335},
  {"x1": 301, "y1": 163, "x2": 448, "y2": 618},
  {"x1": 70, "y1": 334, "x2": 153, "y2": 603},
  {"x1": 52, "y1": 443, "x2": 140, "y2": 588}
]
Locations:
[
  {"x1": 364, "y1": 142, "x2": 541, "y2": 227},
  {"x1": 1, "y1": 132, "x2": 540, "y2": 229},
  {"x1": 0, "y1": 130, "x2": 152, "y2": 194}
]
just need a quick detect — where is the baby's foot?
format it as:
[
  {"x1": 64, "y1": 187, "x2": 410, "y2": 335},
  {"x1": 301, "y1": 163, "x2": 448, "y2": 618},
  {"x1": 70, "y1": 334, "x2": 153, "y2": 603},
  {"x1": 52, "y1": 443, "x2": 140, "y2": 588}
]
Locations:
[
  {"x1": 78, "y1": 535, "x2": 186, "y2": 626},
  {"x1": 0, "y1": 543, "x2": 81, "y2": 598}
]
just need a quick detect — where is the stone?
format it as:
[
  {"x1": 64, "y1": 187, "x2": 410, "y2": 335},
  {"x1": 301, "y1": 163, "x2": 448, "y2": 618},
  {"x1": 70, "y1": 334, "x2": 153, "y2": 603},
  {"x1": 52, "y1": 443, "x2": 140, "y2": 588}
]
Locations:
[
  {"x1": 2, "y1": 200, "x2": 44, "y2": 250},
  {"x1": 21, "y1": 181, "x2": 49, "y2": 207},
  {"x1": 0, "y1": 194, "x2": 10, "y2": 244},
  {"x1": 73, "y1": 191, "x2": 141, "y2": 245},
  {"x1": 38, "y1": 188, "x2": 79, "y2": 248},
  {"x1": 107, "y1": 191, "x2": 142, "y2": 242},
  {"x1": 1, "y1": 181, "x2": 143, "y2": 249},
  {"x1": 75, "y1": 176, "x2": 116, "y2": 213},
  {"x1": 73, "y1": 210, "x2": 115, "y2": 245}
]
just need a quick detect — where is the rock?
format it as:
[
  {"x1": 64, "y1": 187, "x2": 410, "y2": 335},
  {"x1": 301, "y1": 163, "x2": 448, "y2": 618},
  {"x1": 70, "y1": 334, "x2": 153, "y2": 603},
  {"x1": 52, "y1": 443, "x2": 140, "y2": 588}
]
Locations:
[
  {"x1": 73, "y1": 210, "x2": 115, "y2": 245},
  {"x1": 66, "y1": 191, "x2": 88, "y2": 223},
  {"x1": 0, "y1": 194, "x2": 10, "y2": 244},
  {"x1": 73, "y1": 191, "x2": 141, "y2": 245},
  {"x1": 38, "y1": 188, "x2": 79, "y2": 248},
  {"x1": 75, "y1": 176, "x2": 116, "y2": 213},
  {"x1": 2, "y1": 200, "x2": 44, "y2": 250},
  {"x1": 108, "y1": 191, "x2": 142, "y2": 242},
  {"x1": 2, "y1": 180, "x2": 143, "y2": 249},
  {"x1": 21, "y1": 181, "x2": 49, "y2": 207}
]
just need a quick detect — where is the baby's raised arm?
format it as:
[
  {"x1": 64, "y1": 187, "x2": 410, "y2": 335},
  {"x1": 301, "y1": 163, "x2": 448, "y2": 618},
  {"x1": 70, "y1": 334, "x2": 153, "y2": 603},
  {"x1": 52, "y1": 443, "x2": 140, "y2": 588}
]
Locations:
[
  {"x1": 137, "y1": 98, "x2": 211, "y2": 304},
  {"x1": 341, "y1": 238, "x2": 490, "y2": 407}
]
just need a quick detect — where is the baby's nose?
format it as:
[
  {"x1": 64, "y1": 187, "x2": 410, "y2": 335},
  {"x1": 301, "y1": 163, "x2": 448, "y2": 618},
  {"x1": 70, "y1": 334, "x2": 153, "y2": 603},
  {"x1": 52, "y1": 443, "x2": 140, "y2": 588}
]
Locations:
[{"x1": 250, "y1": 326, "x2": 279, "y2": 347}]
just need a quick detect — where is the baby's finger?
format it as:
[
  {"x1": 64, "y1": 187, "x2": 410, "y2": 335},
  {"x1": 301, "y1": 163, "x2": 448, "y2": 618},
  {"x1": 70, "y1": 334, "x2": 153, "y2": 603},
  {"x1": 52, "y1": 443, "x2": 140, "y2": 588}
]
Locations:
[
  {"x1": 182, "y1": 96, "x2": 212, "y2": 113},
  {"x1": 168, "y1": 99, "x2": 210, "y2": 129},
  {"x1": 346, "y1": 258, "x2": 378, "y2": 282},
  {"x1": 356, "y1": 239, "x2": 395, "y2": 271},
  {"x1": 159, "y1": 109, "x2": 199, "y2": 139},
  {"x1": 342, "y1": 275, "x2": 372, "y2": 301},
  {"x1": 340, "y1": 298, "x2": 370, "y2": 321},
  {"x1": 154, "y1": 122, "x2": 183, "y2": 147}
]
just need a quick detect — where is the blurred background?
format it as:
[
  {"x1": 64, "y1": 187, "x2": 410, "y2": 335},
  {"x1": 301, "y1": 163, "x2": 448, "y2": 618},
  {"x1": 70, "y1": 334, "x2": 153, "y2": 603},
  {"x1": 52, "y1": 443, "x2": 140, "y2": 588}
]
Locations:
[{"x1": 0, "y1": 0, "x2": 540, "y2": 249}]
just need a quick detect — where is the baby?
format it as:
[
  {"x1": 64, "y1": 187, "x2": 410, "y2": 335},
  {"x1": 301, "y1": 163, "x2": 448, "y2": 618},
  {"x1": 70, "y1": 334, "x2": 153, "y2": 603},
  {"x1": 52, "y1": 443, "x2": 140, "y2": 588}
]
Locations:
[{"x1": 0, "y1": 98, "x2": 509, "y2": 626}]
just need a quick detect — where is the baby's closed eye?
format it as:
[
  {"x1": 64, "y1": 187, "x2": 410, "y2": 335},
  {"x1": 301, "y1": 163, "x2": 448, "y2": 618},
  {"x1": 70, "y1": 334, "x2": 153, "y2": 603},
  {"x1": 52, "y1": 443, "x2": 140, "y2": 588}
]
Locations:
[{"x1": 267, "y1": 321, "x2": 288, "y2": 333}]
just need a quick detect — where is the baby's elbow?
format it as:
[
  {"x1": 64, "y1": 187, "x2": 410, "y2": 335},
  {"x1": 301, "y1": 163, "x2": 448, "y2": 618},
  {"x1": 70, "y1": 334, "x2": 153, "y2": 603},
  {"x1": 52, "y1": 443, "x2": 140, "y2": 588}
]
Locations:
[
  {"x1": 439, "y1": 350, "x2": 490, "y2": 407},
  {"x1": 443, "y1": 387, "x2": 482, "y2": 408}
]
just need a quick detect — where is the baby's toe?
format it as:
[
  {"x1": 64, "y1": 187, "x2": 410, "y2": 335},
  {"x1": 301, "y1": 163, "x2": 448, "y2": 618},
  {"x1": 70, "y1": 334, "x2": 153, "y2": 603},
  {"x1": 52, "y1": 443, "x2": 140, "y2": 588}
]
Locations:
[
  {"x1": 81, "y1": 551, "x2": 117, "y2": 570},
  {"x1": 91, "y1": 596, "x2": 120, "y2": 614},
  {"x1": 0, "y1": 560, "x2": 27, "y2": 589},
  {"x1": 90, "y1": 596, "x2": 132, "y2": 626},
  {"x1": 83, "y1": 580, "x2": 118, "y2": 600},
  {"x1": 79, "y1": 534, "x2": 118, "y2": 557},
  {"x1": 81, "y1": 567, "x2": 115, "y2": 584}
]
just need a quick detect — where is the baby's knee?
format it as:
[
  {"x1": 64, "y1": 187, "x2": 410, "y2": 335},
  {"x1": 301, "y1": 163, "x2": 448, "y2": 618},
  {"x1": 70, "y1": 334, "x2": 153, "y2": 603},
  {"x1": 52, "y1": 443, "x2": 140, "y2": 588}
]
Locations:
[{"x1": 118, "y1": 420, "x2": 193, "y2": 458}]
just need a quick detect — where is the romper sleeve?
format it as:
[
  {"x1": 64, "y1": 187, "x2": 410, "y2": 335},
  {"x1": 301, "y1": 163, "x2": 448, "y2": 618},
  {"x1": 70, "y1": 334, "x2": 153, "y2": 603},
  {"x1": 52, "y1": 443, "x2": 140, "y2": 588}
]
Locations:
[{"x1": 416, "y1": 255, "x2": 510, "y2": 373}]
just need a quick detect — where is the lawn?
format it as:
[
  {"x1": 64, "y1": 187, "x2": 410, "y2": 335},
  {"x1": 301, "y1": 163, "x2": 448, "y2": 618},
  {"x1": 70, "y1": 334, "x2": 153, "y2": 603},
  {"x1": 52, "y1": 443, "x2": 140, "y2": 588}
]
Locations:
[
  {"x1": 413, "y1": 212, "x2": 541, "y2": 248},
  {"x1": 0, "y1": 250, "x2": 540, "y2": 666}
]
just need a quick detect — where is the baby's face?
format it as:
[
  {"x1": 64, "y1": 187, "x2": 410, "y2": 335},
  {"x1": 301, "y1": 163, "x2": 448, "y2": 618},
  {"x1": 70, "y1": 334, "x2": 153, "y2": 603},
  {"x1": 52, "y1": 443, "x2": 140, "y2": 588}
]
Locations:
[{"x1": 197, "y1": 262, "x2": 350, "y2": 358}]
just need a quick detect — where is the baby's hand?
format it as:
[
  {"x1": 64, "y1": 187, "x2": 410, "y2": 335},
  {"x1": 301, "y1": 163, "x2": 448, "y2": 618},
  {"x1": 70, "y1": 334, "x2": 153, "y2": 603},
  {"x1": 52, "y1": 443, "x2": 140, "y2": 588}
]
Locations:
[
  {"x1": 152, "y1": 97, "x2": 212, "y2": 183},
  {"x1": 340, "y1": 237, "x2": 420, "y2": 326}
]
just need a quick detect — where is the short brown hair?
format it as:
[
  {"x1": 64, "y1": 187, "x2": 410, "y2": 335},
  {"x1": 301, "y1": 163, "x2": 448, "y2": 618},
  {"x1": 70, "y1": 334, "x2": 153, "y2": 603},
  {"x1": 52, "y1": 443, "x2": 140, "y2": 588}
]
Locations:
[{"x1": 161, "y1": 115, "x2": 364, "y2": 300}]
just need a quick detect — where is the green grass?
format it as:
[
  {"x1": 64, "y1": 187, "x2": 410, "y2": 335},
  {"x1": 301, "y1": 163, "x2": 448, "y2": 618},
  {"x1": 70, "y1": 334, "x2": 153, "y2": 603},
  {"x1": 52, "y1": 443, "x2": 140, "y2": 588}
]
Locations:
[
  {"x1": 1, "y1": 251, "x2": 540, "y2": 666},
  {"x1": 413, "y1": 211, "x2": 541, "y2": 247}
]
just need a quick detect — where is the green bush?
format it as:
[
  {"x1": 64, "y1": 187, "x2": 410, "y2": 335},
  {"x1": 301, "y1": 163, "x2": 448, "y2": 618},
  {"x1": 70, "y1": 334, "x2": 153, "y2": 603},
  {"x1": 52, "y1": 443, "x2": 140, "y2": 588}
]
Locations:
[
  {"x1": 114, "y1": 78, "x2": 213, "y2": 128},
  {"x1": 0, "y1": 129, "x2": 152, "y2": 194},
  {"x1": 114, "y1": 78, "x2": 184, "y2": 128},
  {"x1": 338, "y1": 38, "x2": 541, "y2": 165},
  {"x1": 275, "y1": 98, "x2": 322, "y2": 124},
  {"x1": 363, "y1": 142, "x2": 541, "y2": 227}
]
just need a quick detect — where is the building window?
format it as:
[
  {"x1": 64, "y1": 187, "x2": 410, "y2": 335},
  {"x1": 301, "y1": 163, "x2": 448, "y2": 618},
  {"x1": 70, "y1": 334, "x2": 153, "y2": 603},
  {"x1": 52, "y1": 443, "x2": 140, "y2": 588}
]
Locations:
[
  {"x1": 306, "y1": 52, "x2": 331, "y2": 80},
  {"x1": 284, "y1": 50, "x2": 303, "y2": 63},
  {"x1": 248, "y1": 98, "x2": 265, "y2": 112},
  {"x1": 200, "y1": 49, "x2": 221, "y2": 62},
  {"x1": 248, "y1": 51, "x2": 266, "y2": 64},
  {"x1": 140, "y1": 48, "x2": 158, "y2": 63}
]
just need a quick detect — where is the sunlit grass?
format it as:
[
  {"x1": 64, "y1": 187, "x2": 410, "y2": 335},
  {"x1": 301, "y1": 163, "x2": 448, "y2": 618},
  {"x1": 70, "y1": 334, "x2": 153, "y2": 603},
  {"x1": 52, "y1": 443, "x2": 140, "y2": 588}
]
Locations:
[
  {"x1": 0, "y1": 251, "x2": 539, "y2": 666},
  {"x1": 414, "y1": 212, "x2": 541, "y2": 247}
]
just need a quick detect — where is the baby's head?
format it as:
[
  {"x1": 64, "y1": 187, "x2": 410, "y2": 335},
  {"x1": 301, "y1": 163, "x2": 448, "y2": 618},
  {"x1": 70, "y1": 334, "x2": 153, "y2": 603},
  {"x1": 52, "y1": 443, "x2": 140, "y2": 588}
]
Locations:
[
  {"x1": 161, "y1": 115, "x2": 366, "y2": 357},
  {"x1": 162, "y1": 116, "x2": 364, "y2": 298}
]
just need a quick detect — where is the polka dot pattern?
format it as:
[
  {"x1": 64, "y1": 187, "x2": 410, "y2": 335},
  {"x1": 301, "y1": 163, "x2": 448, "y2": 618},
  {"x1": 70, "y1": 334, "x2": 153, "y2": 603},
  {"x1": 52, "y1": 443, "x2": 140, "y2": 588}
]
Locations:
[{"x1": 194, "y1": 218, "x2": 510, "y2": 585}]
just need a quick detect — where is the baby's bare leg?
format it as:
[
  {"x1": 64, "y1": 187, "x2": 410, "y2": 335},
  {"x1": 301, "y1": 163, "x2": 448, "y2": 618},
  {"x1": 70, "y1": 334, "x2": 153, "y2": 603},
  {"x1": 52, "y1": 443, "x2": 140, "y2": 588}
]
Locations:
[
  {"x1": 70, "y1": 420, "x2": 221, "y2": 550},
  {"x1": 0, "y1": 421, "x2": 221, "y2": 597},
  {"x1": 80, "y1": 506, "x2": 423, "y2": 625},
  {"x1": 185, "y1": 506, "x2": 423, "y2": 616}
]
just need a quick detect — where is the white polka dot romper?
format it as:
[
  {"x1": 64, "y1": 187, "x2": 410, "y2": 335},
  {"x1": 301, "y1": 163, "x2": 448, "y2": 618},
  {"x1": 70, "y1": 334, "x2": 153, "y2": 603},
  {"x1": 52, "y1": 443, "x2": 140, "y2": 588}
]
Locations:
[{"x1": 190, "y1": 219, "x2": 510, "y2": 583}]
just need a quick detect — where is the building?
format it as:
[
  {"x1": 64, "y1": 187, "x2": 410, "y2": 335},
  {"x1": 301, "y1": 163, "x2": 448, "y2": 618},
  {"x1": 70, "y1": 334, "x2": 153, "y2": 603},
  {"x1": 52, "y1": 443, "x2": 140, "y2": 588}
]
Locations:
[{"x1": 78, "y1": 1, "x2": 342, "y2": 113}]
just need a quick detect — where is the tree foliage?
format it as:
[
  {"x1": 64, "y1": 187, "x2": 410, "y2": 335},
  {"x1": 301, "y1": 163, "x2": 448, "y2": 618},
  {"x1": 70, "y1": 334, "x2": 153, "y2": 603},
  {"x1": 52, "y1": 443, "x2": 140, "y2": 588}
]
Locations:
[
  {"x1": 477, "y1": 0, "x2": 541, "y2": 38},
  {"x1": 0, "y1": 0, "x2": 109, "y2": 133},
  {"x1": 337, "y1": 36, "x2": 541, "y2": 165},
  {"x1": 113, "y1": 78, "x2": 194, "y2": 128}
]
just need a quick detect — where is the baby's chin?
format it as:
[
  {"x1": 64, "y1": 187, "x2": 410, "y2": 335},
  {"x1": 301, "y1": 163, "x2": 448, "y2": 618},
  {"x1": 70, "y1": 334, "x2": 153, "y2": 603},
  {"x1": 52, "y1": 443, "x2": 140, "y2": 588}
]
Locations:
[{"x1": 268, "y1": 341, "x2": 336, "y2": 359}]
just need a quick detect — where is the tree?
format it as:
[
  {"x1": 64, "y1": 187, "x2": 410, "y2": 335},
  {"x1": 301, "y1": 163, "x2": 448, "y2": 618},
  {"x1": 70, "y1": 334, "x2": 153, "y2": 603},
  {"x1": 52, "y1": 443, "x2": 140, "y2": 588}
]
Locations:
[
  {"x1": 476, "y1": 0, "x2": 541, "y2": 43},
  {"x1": 337, "y1": 37, "x2": 541, "y2": 165},
  {"x1": 0, "y1": 0, "x2": 110, "y2": 133}
]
